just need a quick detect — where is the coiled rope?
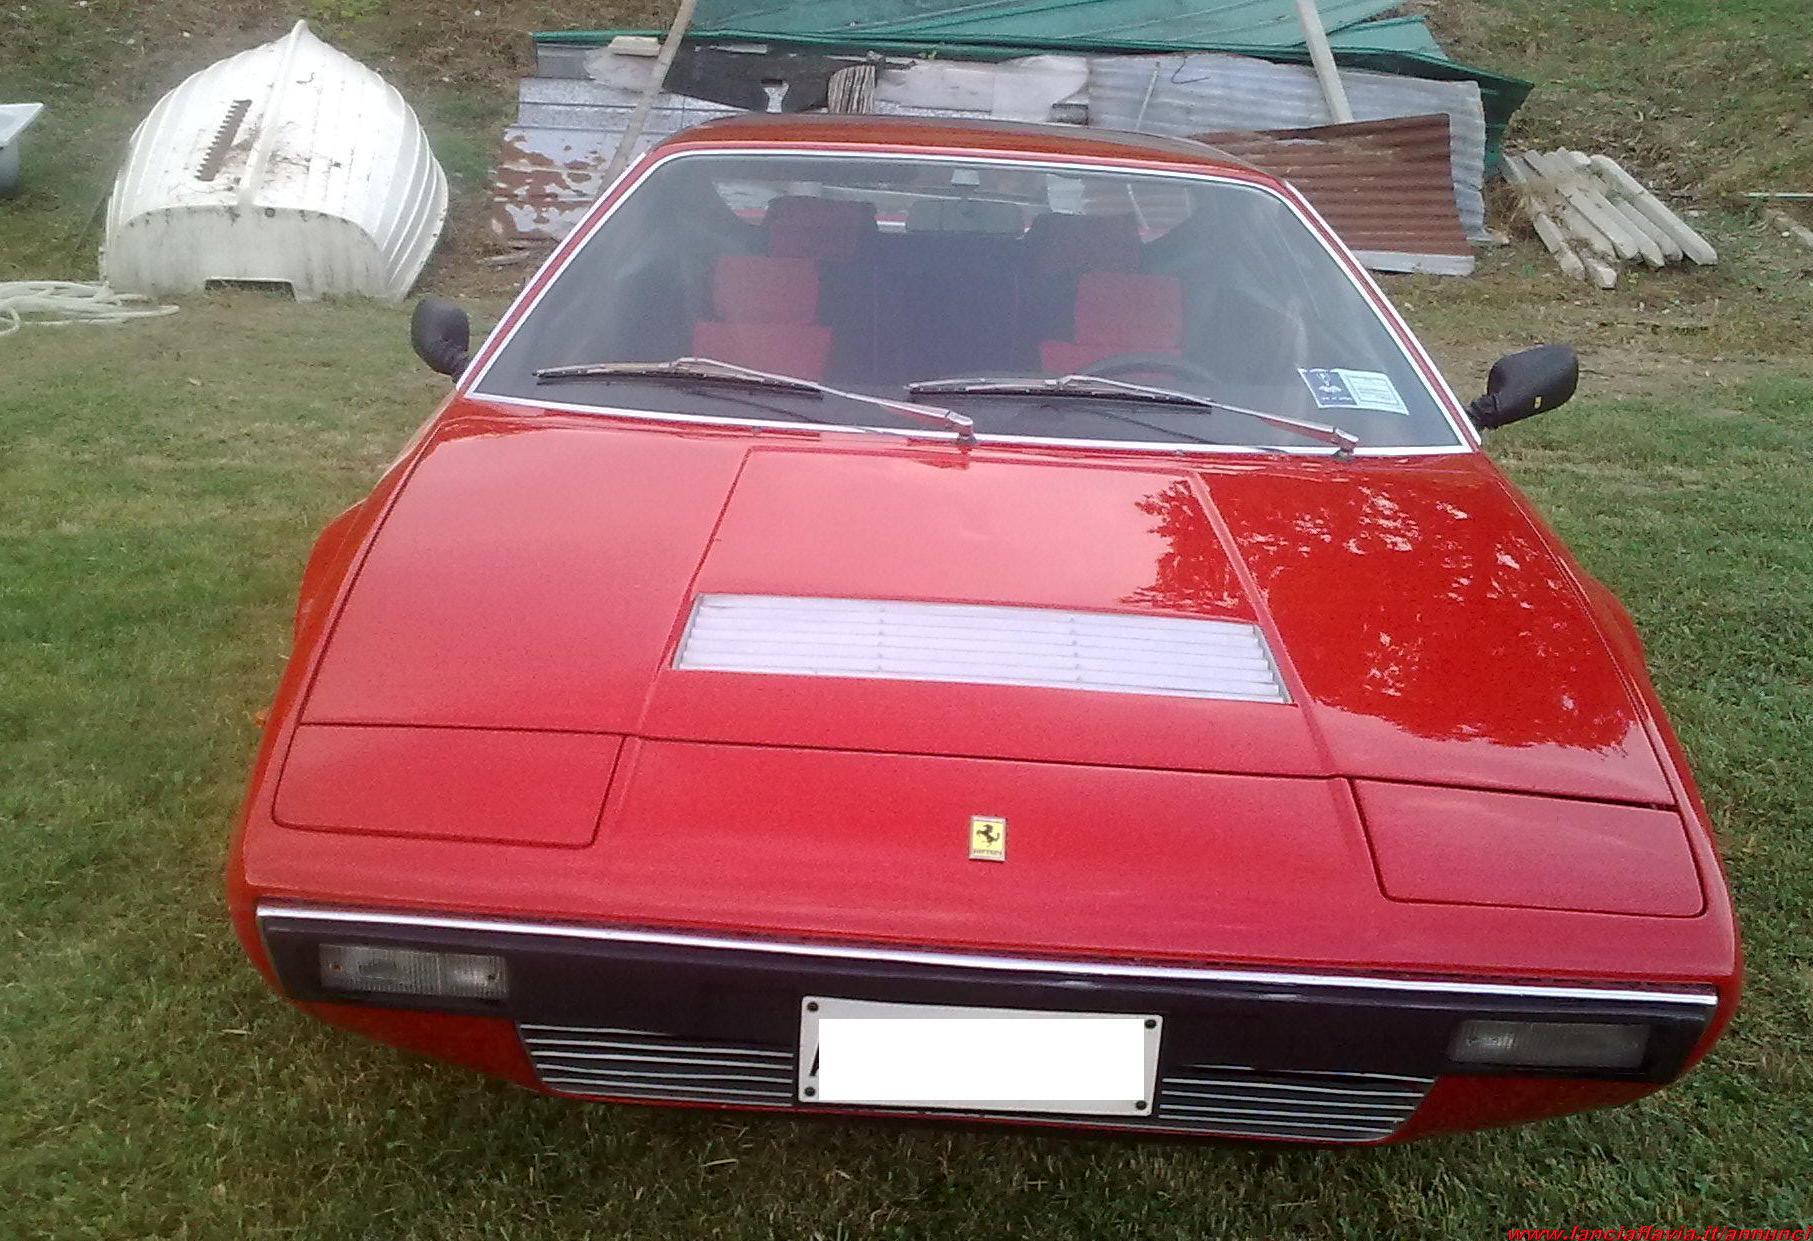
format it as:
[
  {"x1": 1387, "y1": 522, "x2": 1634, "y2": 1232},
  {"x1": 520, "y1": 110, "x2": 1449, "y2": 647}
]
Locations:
[{"x1": 0, "y1": 281, "x2": 179, "y2": 337}]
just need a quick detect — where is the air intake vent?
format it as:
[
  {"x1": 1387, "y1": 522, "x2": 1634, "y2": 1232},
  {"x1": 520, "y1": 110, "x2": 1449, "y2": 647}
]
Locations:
[
  {"x1": 523, "y1": 1024, "x2": 1427, "y2": 1141},
  {"x1": 675, "y1": 595, "x2": 1290, "y2": 704},
  {"x1": 1153, "y1": 1064, "x2": 1432, "y2": 1142},
  {"x1": 520, "y1": 1024, "x2": 796, "y2": 1107}
]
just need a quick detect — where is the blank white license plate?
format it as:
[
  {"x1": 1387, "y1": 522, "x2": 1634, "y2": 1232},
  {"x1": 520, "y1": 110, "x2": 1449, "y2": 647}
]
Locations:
[{"x1": 798, "y1": 997, "x2": 1161, "y2": 1116}]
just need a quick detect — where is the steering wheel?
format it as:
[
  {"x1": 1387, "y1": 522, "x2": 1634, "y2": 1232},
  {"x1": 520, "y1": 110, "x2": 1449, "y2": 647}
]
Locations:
[{"x1": 1073, "y1": 353, "x2": 1222, "y2": 387}]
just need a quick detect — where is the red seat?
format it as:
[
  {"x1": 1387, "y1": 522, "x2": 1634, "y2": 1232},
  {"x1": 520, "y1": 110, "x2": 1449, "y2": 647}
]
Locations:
[
  {"x1": 1021, "y1": 212, "x2": 1145, "y2": 359},
  {"x1": 692, "y1": 254, "x2": 834, "y2": 379},
  {"x1": 1040, "y1": 271, "x2": 1184, "y2": 375},
  {"x1": 764, "y1": 196, "x2": 878, "y2": 263}
]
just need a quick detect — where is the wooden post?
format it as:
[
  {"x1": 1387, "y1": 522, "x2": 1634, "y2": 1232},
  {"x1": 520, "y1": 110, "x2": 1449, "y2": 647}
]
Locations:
[
  {"x1": 1765, "y1": 208, "x2": 1813, "y2": 252},
  {"x1": 601, "y1": 0, "x2": 701, "y2": 184},
  {"x1": 1293, "y1": 0, "x2": 1355, "y2": 124}
]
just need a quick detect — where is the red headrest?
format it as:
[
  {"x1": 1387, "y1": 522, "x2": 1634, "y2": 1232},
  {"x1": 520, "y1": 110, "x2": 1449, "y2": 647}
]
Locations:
[
  {"x1": 710, "y1": 255, "x2": 821, "y2": 324},
  {"x1": 765, "y1": 195, "x2": 879, "y2": 263},
  {"x1": 1072, "y1": 271, "x2": 1184, "y2": 348},
  {"x1": 1025, "y1": 212, "x2": 1142, "y2": 275}
]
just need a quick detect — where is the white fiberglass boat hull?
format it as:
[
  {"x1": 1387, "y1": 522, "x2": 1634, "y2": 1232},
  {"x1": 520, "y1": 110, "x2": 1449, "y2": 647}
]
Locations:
[{"x1": 103, "y1": 21, "x2": 447, "y2": 302}]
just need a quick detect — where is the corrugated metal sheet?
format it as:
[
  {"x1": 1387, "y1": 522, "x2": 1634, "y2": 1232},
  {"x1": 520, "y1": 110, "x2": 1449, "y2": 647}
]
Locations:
[
  {"x1": 689, "y1": 0, "x2": 1398, "y2": 49},
  {"x1": 494, "y1": 31, "x2": 1504, "y2": 248},
  {"x1": 1086, "y1": 52, "x2": 1487, "y2": 238},
  {"x1": 103, "y1": 21, "x2": 447, "y2": 300},
  {"x1": 492, "y1": 47, "x2": 1087, "y2": 240},
  {"x1": 1325, "y1": 16, "x2": 1444, "y2": 57},
  {"x1": 536, "y1": 17, "x2": 1530, "y2": 172},
  {"x1": 1198, "y1": 115, "x2": 1474, "y2": 275}
]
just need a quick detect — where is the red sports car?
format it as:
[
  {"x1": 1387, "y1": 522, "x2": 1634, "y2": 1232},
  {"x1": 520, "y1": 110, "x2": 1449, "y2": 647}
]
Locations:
[{"x1": 230, "y1": 114, "x2": 1739, "y2": 1144}]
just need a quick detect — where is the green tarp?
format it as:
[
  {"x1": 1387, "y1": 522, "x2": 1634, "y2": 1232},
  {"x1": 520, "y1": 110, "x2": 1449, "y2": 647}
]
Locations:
[
  {"x1": 685, "y1": 0, "x2": 1401, "y2": 49},
  {"x1": 538, "y1": 1, "x2": 1531, "y2": 167}
]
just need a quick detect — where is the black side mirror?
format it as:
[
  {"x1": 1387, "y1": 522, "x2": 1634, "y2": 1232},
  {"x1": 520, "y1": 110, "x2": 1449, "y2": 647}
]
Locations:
[
  {"x1": 411, "y1": 296, "x2": 471, "y2": 377},
  {"x1": 1467, "y1": 344, "x2": 1579, "y2": 430}
]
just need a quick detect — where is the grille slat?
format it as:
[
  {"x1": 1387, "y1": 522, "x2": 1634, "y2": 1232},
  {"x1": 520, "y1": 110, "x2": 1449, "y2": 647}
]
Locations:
[
  {"x1": 1159, "y1": 1101, "x2": 1404, "y2": 1126},
  {"x1": 1153, "y1": 1063, "x2": 1431, "y2": 1141},
  {"x1": 1161, "y1": 1088, "x2": 1414, "y2": 1114},
  {"x1": 531, "y1": 1049, "x2": 793, "y2": 1072},
  {"x1": 539, "y1": 1077, "x2": 795, "y2": 1104},
  {"x1": 534, "y1": 1063, "x2": 793, "y2": 1088},
  {"x1": 524, "y1": 1035, "x2": 791, "y2": 1060},
  {"x1": 1155, "y1": 1114, "x2": 1398, "y2": 1139},
  {"x1": 523, "y1": 1025, "x2": 800, "y2": 1107},
  {"x1": 1163, "y1": 1077, "x2": 1430, "y2": 1100},
  {"x1": 522, "y1": 1024, "x2": 1430, "y2": 1142}
]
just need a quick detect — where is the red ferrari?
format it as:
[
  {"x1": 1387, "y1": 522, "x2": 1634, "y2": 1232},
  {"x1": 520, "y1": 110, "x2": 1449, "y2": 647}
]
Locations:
[{"x1": 230, "y1": 114, "x2": 1739, "y2": 1144}]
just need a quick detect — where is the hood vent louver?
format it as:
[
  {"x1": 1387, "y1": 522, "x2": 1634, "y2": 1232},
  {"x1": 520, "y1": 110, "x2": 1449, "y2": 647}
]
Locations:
[{"x1": 675, "y1": 595, "x2": 1290, "y2": 704}]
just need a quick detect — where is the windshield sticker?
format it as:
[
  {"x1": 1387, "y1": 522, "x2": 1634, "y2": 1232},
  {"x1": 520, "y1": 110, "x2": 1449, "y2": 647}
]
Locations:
[{"x1": 1299, "y1": 368, "x2": 1410, "y2": 416}]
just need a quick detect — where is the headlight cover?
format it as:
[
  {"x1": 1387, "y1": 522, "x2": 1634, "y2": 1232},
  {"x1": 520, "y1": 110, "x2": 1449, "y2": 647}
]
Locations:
[{"x1": 319, "y1": 943, "x2": 508, "y2": 1001}]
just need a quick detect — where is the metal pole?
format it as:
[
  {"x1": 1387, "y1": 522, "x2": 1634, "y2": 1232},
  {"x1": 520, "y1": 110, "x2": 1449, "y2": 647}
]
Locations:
[
  {"x1": 1293, "y1": 0, "x2": 1354, "y2": 124},
  {"x1": 600, "y1": 0, "x2": 702, "y2": 184}
]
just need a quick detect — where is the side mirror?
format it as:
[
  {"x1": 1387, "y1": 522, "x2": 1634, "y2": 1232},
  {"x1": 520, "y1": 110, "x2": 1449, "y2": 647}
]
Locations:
[
  {"x1": 411, "y1": 296, "x2": 471, "y2": 377},
  {"x1": 1467, "y1": 344, "x2": 1579, "y2": 430}
]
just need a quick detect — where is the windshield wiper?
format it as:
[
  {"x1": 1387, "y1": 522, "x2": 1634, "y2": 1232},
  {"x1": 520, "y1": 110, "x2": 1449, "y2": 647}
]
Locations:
[
  {"x1": 907, "y1": 372, "x2": 1359, "y2": 457},
  {"x1": 536, "y1": 356, "x2": 975, "y2": 443}
]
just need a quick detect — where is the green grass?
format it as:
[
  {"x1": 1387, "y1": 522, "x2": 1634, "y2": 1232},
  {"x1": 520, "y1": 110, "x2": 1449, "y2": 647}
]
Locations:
[
  {"x1": 1434, "y1": 0, "x2": 1813, "y2": 194},
  {"x1": 3, "y1": 295, "x2": 1812, "y2": 1238}
]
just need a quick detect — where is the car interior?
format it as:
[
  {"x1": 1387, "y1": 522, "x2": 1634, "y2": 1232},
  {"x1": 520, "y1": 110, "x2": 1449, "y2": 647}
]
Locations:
[
  {"x1": 482, "y1": 158, "x2": 1458, "y2": 447},
  {"x1": 549, "y1": 178, "x2": 1315, "y2": 392}
]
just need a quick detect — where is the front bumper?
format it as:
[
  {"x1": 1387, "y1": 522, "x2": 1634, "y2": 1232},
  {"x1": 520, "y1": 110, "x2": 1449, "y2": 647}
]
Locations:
[{"x1": 257, "y1": 904, "x2": 1719, "y2": 1144}]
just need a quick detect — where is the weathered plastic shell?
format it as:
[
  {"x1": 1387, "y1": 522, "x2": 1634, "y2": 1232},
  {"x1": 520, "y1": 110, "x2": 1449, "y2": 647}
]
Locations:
[{"x1": 102, "y1": 22, "x2": 447, "y2": 302}]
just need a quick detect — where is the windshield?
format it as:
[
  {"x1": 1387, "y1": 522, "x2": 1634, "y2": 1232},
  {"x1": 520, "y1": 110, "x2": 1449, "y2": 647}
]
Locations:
[{"x1": 474, "y1": 151, "x2": 1463, "y2": 451}]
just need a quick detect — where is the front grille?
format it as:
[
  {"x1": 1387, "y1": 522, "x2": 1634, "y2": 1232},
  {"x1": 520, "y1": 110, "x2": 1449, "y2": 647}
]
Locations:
[
  {"x1": 522, "y1": 1024, "x2": 1429, "y2": 1140},
  {"x1": 520, "y1": 1023, "x2": 796, "y2": 1108},
  {"x1": 1154, "y1": 1063, "x2": 1433, "y2": 1142}
]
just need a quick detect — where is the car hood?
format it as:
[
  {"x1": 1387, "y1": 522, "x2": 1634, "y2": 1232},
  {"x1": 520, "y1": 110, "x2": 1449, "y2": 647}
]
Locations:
[{"x1": 301, "y1": 413, "x2": 1671, "y2": 803}]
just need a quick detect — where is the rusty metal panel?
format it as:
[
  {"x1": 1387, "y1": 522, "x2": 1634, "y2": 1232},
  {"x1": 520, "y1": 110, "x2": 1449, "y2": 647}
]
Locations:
[
  {"x1": 1195, "y1": 114, "x2": 1474, "y2": 276},
  {"x1": 1087, "y1": 52, "x2": 1487, "y2": 239}
]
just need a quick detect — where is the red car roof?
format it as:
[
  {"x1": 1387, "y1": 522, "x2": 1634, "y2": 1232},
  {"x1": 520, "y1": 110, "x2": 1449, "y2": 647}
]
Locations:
[{"x1": 659, "y1": 112, "x2": 1269, "y2": 180}]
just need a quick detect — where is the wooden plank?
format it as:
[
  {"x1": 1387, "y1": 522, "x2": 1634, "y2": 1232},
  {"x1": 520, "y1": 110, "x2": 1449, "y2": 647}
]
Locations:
[
  {"x1": 1526, "y1": 149, "x2": 1645, "y2": 262},
  {"x1": 1562, "y1": 151, "x2": 1669, "y2": 266},
  {"x1": 1562, "y1": 150, "x2": 1681, "y2": 261},
  {"x1": 1510, "y1": 151, "x2": 1618, "y2": 260},
  {"x1": 1501, "y1": 153, "x2": 1590, "y2": 284},
  {"x1": 1587, "y1": 154, "x2": 1718, "y2": 265}
]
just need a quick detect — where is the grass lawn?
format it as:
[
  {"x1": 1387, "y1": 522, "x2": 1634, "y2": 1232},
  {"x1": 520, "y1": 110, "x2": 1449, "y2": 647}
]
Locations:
[{"x1": 3, "y1": 0, "x2": 1813, "y2": 1235}]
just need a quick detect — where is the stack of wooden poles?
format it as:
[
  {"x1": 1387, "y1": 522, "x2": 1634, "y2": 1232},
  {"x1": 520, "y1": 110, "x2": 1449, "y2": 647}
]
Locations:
[{"x1": 1502, "y1": 149, "x2": 1718, "y2": 288}]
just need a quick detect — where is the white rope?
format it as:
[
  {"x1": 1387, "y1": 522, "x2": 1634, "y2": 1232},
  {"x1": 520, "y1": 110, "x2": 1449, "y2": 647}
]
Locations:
[{"x1": 0, "y1": 281, "x2": 179, "y2": 337}]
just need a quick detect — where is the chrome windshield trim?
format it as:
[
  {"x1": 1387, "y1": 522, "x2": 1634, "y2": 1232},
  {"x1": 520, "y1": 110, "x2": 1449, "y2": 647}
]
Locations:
[
  {"x1": 258, "y1": 903, "x2": 1720, "y2": 1008},
  {"x1": 465, "y1": 393, "x2": 1472, "y2": 458},
  {"x1": 463, "y1": 145, "x2": 1473, "y2": 454}
]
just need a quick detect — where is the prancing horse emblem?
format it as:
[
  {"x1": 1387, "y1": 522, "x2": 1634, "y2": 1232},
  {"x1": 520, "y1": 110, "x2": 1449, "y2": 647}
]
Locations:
[{"x1": 969, "y1": 815, "x2": 1007, "y2": 862}]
